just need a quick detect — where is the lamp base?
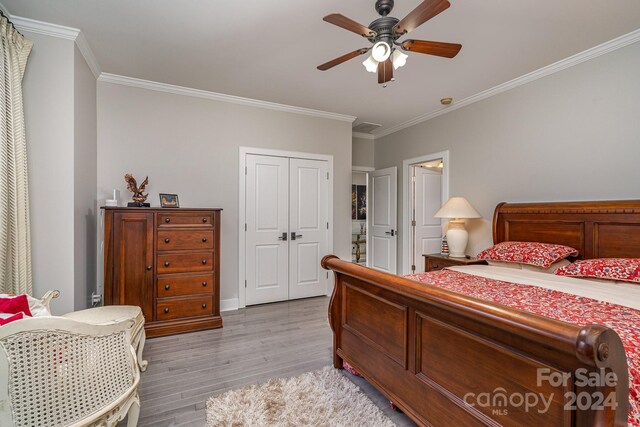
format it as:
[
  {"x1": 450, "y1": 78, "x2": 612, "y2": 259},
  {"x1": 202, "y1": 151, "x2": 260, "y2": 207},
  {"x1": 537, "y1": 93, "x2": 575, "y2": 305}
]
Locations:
[{"x1": 446, "y1": 219, "x2": 468, "y2": 258}]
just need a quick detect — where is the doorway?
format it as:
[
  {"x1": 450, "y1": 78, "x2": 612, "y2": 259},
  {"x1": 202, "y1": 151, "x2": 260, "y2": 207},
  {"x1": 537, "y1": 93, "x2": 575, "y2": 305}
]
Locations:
[
  {"x1": 351, "y1": 168, "x2": 372, "y2": 266},
  {"x1": 239, "y1": 148, "x2": 334, "y2": 308},
  {"x1": 402, "y1": 151, "x2": 449, "y2": 274}
]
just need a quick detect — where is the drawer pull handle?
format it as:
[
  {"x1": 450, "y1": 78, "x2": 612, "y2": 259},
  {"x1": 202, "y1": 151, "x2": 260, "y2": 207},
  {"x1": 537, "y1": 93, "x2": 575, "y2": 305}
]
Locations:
[
  {"x1": 202, "y1": 281, "x2": 207, "y2": 287},
  {"x1": 164, "y1": 261, "x2": 170, "y2": 267},
  {"x1": 432, "y1": 264, "x2": 440, "y2": 269},
  {"x1": 164, "y1": 308, "x2": 169, "y2": 314},
  {"x1": 202, "y1": 259, "x2": 207, "y2": 265},
  {"x1": 165, "y1": 284, "x2": 170, "y2": 290},
  {"x1": 164, "y1": 238, "x2": 170, "y2": 243},
  {"x1": 202, "y1": 238, "x2": 208, "y2": 242},
  {"x1": 146, "y1": 265, "x2": 152, "y2": 271},
  {"x1": 165, "y1": 218, "x2": 171, "y2": 223},
  {"x1": 202, "y1": 303, "x2": 207, "y2": 309},
  {"x1": 202, "y1": 217, "x2": 208, "y2": 223}
]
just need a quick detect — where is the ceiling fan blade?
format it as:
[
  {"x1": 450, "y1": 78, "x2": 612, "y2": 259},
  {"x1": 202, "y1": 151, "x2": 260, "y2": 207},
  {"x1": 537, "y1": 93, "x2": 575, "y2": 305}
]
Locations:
[
  {"x1": 377, "y1": 59, "x2": 393, "y2": 84},
  {"x1": 401, "y1": 40, "x2": 462, "y2": 58},
  {"x1": 323, "y1": 14, "x2": 377, "y2": 38},
  {"x1": 317, "y1": 48, "x2": 370, "y2": 71},
  {"x1": 395, "y1": 0, "x2": 450, "y2": 35}
]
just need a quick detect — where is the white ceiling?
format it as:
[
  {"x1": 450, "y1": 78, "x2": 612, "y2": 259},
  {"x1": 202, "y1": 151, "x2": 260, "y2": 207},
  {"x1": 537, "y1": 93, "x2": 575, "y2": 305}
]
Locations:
[{"x1": 4, "y1": 0, "x2": 640, "y2": 135}]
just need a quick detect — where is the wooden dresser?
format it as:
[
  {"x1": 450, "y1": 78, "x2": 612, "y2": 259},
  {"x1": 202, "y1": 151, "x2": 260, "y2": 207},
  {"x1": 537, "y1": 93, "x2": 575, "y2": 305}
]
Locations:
[{"x1": 102, "y1": 207, "x2": 222, "y2": 337}]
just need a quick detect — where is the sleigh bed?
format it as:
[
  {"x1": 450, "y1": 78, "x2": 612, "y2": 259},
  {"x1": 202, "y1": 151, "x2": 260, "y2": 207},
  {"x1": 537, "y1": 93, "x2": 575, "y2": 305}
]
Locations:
[{"x1": 322, "y1": 200, "x2": 640, "y2": 426}]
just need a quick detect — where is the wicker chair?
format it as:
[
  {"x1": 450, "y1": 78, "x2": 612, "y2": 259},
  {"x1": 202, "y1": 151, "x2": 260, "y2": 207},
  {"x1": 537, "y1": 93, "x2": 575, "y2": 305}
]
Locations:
[{"x1": 0, "y1": 314, "x2": 141, "y2": 426}]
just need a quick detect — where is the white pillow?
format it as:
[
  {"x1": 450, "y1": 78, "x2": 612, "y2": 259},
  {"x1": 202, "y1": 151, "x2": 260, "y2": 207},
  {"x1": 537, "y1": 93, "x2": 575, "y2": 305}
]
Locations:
[{"x1": 0, "y1": 294, "x2": 52, "y2": 317}]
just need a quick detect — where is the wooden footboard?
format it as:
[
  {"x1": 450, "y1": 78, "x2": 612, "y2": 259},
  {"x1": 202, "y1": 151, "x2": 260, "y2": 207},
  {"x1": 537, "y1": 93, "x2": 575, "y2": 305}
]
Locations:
[{"x1": 322, "y1": 256, "x2": 629, "y2": 427}]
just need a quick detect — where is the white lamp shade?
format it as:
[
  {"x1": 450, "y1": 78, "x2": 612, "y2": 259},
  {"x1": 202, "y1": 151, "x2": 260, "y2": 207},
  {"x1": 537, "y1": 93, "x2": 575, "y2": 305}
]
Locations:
[
  {"x1": 362, "y1": 55, "x2": 379, "y2": 73},
  {"x1": 391, "y1": 50, "x2": 408, "y2": 70},
  {"x1": 371, "y1": 41, "x2": 391, "y2": 62},
  {"x1": 434, "y1": 197, "x2": 481, "y2": 219}
]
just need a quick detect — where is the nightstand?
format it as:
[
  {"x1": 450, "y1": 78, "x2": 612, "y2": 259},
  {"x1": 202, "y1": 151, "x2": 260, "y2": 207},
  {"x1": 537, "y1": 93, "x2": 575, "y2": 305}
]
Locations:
[{"x1": 423, "y1": 253, "x2": 487, "y2": 272}]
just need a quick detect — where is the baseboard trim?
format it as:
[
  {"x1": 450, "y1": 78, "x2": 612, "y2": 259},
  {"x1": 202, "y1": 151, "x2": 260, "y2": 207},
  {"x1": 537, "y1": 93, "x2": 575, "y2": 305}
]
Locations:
[{"x1": 220, "y1": 298, "x2": 239, "y2": 312}]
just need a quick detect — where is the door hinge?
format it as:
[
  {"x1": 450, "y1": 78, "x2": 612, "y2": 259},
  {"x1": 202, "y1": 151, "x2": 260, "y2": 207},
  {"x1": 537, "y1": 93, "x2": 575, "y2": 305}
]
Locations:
[
  {"x1": 244, "y1": 223, "x2": 247, "y2": 231},
  {"x1": 326, "y1": 172, "x2": 329, "y2": 180},
  {"x1": 411, "y1": 264, "x2": 416, "y2": 272},
  {"x1": 411, "y1": 220, "x2": 416, "y2": 227},
  {"x1": 245, "y1": 166, "x2": 247, "y2": 175},
  {"x1": 326, "y1": 222, "x2": 329, "y2": 229},
  {"x1": 326, "y1": 272, "x2": 329, "y2": 279},
  {"x1": 244, "y1": 280, "x2": 247, "y2": 288}
]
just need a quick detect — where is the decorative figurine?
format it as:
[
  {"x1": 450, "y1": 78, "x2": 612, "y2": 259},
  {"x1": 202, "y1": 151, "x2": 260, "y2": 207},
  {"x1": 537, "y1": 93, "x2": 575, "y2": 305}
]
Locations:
[
  {"x1": 441, "y1": 235, "x2": 449, "y2": 256},
  {"x1": 124, "y1": 173, "x2": 150, "y2": 207}
]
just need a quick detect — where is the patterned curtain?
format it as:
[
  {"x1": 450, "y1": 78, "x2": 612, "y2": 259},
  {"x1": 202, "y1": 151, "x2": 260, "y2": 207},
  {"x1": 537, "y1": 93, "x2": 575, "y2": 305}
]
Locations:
[{"x1": 0, "y1": 15, "x2": 33, "y2": 294}]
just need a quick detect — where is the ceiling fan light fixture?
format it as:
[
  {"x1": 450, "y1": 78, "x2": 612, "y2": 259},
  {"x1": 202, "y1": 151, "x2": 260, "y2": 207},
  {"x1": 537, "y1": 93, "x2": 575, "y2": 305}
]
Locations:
[
  {"x1": 371, "y1": 41, "x2": 391, "y2": 62},
  {"x1": 391, "y1": 49, "x2": 408, "y2": 70},
  {"x1": 362, "y1": 54, "x2": 379, "y2": 73}
]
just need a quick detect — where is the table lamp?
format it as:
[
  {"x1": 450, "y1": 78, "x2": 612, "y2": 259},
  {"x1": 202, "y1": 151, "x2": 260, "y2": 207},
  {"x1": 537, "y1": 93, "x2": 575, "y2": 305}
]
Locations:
[{"x1": 434, "y1": 197, "x2": 482, "y2": 258}]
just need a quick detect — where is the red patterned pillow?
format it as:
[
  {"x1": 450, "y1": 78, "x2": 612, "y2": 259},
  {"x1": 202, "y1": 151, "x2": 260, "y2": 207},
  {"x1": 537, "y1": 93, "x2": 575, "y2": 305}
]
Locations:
[
  {"x1": 0, "y1": 294, "x2": 32, "y2": 316},
  {"x1": 477, "y1": 241, "x2": 579, "y2": 269},
  {"x1": 0, "y1": 312, "x2": 26, "y2": 326},
  {"x1": 555, "y1": 258, "x2": 640, "y2": 283}
]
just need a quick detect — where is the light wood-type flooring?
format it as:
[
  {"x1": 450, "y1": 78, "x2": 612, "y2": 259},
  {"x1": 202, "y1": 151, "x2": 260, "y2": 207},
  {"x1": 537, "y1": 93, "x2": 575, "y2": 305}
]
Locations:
[{"x1": 133, "y1": 296, "x2": 415, "y2": 426}]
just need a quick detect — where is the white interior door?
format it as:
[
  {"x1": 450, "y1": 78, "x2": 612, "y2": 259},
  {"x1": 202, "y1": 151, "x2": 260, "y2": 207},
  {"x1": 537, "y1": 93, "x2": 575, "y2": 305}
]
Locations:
[
  {"x1": 370, "y1": 167, "x2": 397, "y2": 273},
  {"x1": 413, "y1": 166, "x2": 442, "y2": 273},
  {"x1": 289, "y1": 158, "x2": 329, "y2": 299},
  {"x1": 245, "y1": 154, "x2": 289, "y2": 305}
]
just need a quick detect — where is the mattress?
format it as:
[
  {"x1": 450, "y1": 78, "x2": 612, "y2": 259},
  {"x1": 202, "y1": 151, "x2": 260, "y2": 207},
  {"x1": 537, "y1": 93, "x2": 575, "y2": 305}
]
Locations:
[{"x1": 404, "y1": 265, "x2": 640, "y2": 426}]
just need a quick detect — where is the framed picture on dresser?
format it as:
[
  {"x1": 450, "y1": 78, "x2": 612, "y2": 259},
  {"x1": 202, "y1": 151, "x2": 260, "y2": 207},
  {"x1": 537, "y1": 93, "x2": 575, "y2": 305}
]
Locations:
[{"x1": 159, "y1": 193, "x2": 179, "y2": 208}]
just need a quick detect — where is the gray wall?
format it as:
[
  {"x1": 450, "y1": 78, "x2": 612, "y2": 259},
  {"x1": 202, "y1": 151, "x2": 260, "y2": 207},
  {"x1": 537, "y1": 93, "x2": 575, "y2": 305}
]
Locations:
[
  {"x1": 22, "y1": 32, "x2": 76, "y2": 314},
  {"x1": 352, "y1": 137, "x2": 374, "y2": 167},
  {"x1": 97, "y1": 82, "x2": 353, "y2": 303},
  {"x1": 73, "y1": 45, "x2": 97, "y2": 310},
  {"x1": 375, "y1": 41, "x2": 640, "y2": 271}
]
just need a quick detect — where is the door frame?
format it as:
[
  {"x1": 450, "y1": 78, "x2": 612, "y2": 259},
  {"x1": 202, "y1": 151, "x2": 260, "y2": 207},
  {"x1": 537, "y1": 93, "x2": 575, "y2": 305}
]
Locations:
[
  {"x1": 401, "y1": 150, "x2": 449, "y2": 275},
  {"x1": 352, "y1": 166, "x2": 374, "y2": 267},
  {"x1": 238, "y1": 147, "x2": 334, "y2": 309}
]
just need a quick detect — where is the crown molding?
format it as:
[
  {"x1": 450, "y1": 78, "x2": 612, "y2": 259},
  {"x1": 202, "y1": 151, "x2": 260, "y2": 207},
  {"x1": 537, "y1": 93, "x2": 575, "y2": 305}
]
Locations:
[
  {"x1": 352, "y1": 132, "x2": 375, "y2": 140},
  {"x1": 11, "y1": 16, "x2": 79, "y2": 40},
  {"x1": 75, "y1": 31, "x2": 101, "y2": 78},
  {"x1": 98, "y1": 73, "x2": 357, "y2": 123},
  {"x1": 9, "y1": 14, "x2": 102, "y2": 78},
  {"x1": 374, "y1": 28, "x2": 640, "y2": 139}
]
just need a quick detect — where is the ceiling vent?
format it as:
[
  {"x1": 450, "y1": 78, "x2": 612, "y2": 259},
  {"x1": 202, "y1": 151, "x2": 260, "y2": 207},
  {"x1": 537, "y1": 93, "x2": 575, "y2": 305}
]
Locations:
[{"x1": 352, "y1": 122, "x2": 382, "y2": 133}]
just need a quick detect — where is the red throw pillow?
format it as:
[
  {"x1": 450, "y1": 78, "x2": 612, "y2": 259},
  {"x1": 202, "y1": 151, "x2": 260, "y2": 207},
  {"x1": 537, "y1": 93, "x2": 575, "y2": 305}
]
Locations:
[
  {"x1": 555, "y1": 258, "x2": 640, "y2": 283},
  {"x1": 0, "y1": 312, "x2": 25, "y2": 326},
  {"x1": 0, "y1": 294, "x2": 33, "y2": 317},
  {"x1": 477, "y1": 241, "x2": 579, "y2": 269}
]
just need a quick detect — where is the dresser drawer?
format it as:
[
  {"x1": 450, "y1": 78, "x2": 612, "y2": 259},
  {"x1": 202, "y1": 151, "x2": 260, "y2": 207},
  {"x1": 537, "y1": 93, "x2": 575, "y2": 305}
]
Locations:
[
  {"x1": 158, "y1": 212, "x2": 213, "y2": 227},
  {"x1": 428, "y1": 259, "x2": 454, "y2": 271},
  {"x1": 157, "y1": 230, "x2": 214, "y2": 251},
  {"x1": 157, "y1": 252, "x2": 213, "y2": 274},
  {"x1": 156, "y1": 296, "x2": 213, "y2": 321},
  {"x1": 157, "y1": 274, "x2": 214, "y2": 298}
]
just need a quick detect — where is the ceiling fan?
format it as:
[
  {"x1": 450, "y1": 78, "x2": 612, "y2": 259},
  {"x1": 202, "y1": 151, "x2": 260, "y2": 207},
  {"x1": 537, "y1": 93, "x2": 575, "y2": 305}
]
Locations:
[{"x1": 317, "y1": 0, "x2": 462, "y2": 86}]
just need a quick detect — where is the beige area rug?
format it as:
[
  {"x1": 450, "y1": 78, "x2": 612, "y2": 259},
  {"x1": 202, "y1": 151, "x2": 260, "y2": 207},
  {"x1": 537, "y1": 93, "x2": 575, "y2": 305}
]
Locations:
[{"x1": 205, "y1": 366, "x2": 396, "y2": 427}]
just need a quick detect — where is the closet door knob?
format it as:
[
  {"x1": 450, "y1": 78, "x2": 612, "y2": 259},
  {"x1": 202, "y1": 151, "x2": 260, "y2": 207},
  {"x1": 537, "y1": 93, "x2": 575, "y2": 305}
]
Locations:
[
  {"x1": 164, "y1": 261, "x2": 170, "y2": 267},
  {"x1": 165, "y1": 218, "x2": 171, "y2": 223},
  {"x1": 165, "y1": 284, "x2": 170, "y2": 290},
  {"x1": 164, "y1": 308, "x2": 169, "y2": 314},
  {"x1": 164, "y1": 238, "x2": 170, "y2": 243},
  {"x1": 202, "y1": 281, "x2": 207, "y2": 287}
]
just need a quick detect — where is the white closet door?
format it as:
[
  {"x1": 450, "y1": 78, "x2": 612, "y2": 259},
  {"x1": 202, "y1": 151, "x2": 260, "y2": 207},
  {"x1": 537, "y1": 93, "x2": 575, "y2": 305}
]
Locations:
[
  {"x1": 289, "y1": 158, "x2": 329, "y2": 299},
  {"x1": 370, "y1": 167, "x2": 397, "y2": 273},
  {"x1": 413, "y1": 167, "x2": 442, "y2": 273},
  {"x1": 245, "y1": 154, "x2": 289, "y2": 305}
]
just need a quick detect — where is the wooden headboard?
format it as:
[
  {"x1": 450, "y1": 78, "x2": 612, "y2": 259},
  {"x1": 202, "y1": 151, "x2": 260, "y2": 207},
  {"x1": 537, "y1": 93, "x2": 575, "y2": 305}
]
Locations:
[{"x1": 493, "y1": 200, "x2": 640, "y2": 259}]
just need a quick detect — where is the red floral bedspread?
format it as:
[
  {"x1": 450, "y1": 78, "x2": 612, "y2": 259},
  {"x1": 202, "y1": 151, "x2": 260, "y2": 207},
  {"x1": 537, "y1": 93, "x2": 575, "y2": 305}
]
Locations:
[{"x1": 404, "y1": 270, "x2": 639, "y2": 426}]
